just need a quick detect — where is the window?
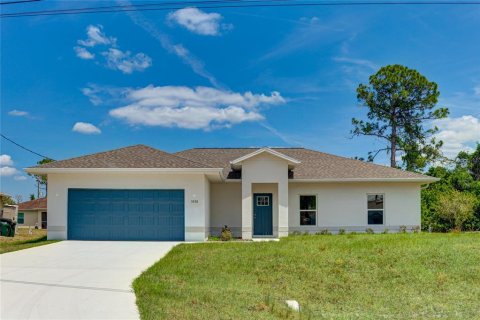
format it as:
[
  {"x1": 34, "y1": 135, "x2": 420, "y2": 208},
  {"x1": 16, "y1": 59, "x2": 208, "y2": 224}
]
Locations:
[
  {"x1": 367, "y1": 194, "x2": 384, "y2": 225},
  {"x1": 300, "y1": 195, "x2": 316, "y2": 225},
  {"x1": 18, "y1": 212, "x2": 25, "y2": 224},
  {"x1": 256, "y1": 196, "x2": 269, "y2": 206}
]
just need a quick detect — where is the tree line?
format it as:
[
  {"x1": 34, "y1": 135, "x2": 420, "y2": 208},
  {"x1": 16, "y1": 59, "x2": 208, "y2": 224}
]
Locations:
[{"x1": 353, "y1": 64, "x2": 479, "y2": 231}]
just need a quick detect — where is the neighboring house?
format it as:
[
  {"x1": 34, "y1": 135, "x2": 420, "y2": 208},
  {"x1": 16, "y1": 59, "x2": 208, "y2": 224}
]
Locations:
[
  {"x1": 0, "y1": 192, "x2": 18, "y2": 222},
  {"x1": 17, "y1": 198, "x2": 48, "y2": 229},
  {"x1": 26, "y1": 145, "x2": 438, "y2": 241}
]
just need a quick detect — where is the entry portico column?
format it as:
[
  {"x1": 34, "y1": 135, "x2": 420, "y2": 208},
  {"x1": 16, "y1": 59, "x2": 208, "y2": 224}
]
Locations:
[
  {"x1": 241, "y1": 180, "x2": 253, "y2": 239},
  {"x1": 278, "y1": 180, "x2": 289, "y2": 237}
]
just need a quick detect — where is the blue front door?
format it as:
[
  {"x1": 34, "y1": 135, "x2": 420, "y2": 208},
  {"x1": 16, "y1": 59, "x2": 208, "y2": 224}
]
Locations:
[{"x1": 253, "y1": 193, "x2": 273, "y2": 236}]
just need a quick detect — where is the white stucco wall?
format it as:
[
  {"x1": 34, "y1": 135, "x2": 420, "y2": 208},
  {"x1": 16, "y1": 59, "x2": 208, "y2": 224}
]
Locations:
[
  {"x1": 241, "y1": 153, "x2": 289, "y2": 238},
  {"x1": 288, "y1": 182, "x2": 421, "y2": 233},
  {"x1": 47, "y1": 172, "x2": 209, "y2": 241},
  {"x1": 210, "y1": 182, "x2": 242, "y2": 236}
]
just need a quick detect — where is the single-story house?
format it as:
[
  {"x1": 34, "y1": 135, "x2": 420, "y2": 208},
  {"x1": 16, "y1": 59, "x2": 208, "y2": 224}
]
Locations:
[
  {"x1": 25, "y1": 145, "x2": 438, "y2": 241},
  {"x1": 17, "y1": 198, "x2": 48, "y2": 229}
]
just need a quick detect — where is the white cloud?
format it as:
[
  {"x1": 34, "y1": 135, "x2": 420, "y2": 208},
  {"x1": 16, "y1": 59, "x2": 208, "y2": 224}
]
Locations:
[
  {"x1": 74, "y1": 24, "x2": 151, "y2": 74},
  {"x1": 434, "y1": 115, "x2": 480, "y2": 158},
  {"x1": 0, "y1": 166, "x2": 20, "y2": 177},
  {"x1": 0, "y1": 155, "x2": 28, "y2": 180},
  {"x1": 100, "y1": 85, "x2": 284, "y2": 130},
  {"x1": 72, "y1": 122, "x2": 102, "y2": 135},
  {"x1": 333, "y1": 56, "x2": 377, "y2": 71},
  {"x1": 81, "y1": 86, "x2": 103, "y2": 106},
  {"x1": 74, "y1": 46, "x2": 95, "y2": 60},
  {"x1": 8, "y1": 109, "x2": 29, "y2": 117},
  {"x1": 102, "y1": 48, "x2": 152, "y2": 74},
  {"x1": 118, "y1": 0, "x2": 221, "y2": 88},
  {"x1": 474, "y1": 85, "x2": 480, "y2": 96},
  {"x1": 78, "y1": 25, "x2": 116, "y2": 47},
  {"x1": 299, "y1": 16, "x2": 319, "y2": 25},
  {"x1": 0, "y1": 155, "x2": 14, "y2": 166},
  {"x1": 168, "y1": 7, "x2": 232, "y2": 36}
]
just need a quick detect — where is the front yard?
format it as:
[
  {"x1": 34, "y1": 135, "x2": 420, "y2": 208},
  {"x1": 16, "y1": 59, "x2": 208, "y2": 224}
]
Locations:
[
  {"x1": 134, "y1": 233, "x2": 480, "y2": 319},
  {"x1": 0, "y1": 228, "x2": 58, "y2": 254}
]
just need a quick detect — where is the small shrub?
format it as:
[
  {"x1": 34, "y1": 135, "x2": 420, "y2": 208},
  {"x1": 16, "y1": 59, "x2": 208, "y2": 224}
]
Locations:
[
  {"x1": 338, "y1": 228, "x2": 346, "y2": 235},
  {"x1": 303, "y1": 231, "x2": 310, "y2": 236},
  {"x1": 399, "y1": 225, "x2": 407, "y2": 233},
  {"x1": 412, "y1": 226, "x2": 421, "y2": 233},
  {"x1": 291, "y1": 231, "x2": 301, "y2": 236},
  {"x1": 221, "y1": 225, "x2": 232, "y2": 241},
  {"x1": 320, "y1": 229, "x2": 331, "y2": 235},
  {"x1": 349, "y1": 231, "x2": 357, "y2": 235},
  {"x1": 365, "y1": 228, "x2": 374, "y2": 234},
  {"x1": 382, "y1": 228, "x2": 389, "y2": 234}
]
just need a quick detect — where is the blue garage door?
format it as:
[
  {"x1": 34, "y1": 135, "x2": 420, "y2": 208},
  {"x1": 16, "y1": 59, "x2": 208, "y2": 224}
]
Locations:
[{"x1": 68, "y1": 189, "x2": 185, "y2": 241}]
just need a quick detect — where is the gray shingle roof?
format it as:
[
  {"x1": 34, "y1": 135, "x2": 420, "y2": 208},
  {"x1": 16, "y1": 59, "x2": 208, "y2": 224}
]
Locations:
[
  {"x1": 175, "y1": 148, "x2": 433, "y2": 180},
  {"x1": 33, "y1": 145, "x2": 211, "y2": 169},
  {"x1": 30, "y1": 145, "x2": 433, "y2": 181}
]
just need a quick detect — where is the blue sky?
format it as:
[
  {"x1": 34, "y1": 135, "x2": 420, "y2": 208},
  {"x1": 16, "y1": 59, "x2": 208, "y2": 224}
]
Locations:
[{"x1": 1, "y1": 1, "x2": 479, "y2": 200}]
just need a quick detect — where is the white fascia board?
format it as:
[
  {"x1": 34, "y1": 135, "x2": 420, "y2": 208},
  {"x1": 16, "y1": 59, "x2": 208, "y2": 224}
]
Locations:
[
  {"x1": 230, "y1": 147, "x2": 301, "y2": 167},
  {"x1": 24, "y1": 167, "x2": 224, "y2": 175},
  {"x1": 290, "y1": 177, "x2": 440, "y2": 183}
]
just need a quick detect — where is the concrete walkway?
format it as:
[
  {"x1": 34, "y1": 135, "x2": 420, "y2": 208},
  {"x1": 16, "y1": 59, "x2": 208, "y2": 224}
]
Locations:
[{"x1": 1, "y1": 241, "x2": 179, "y2": 320}]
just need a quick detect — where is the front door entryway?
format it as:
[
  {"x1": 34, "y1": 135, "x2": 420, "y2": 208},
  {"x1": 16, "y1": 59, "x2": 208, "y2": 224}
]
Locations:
[
  {"x1": 41, "y1": 212, "x2": 47, "y2": 229},
  {"x1": 253, "y1": 193, "x2": 273, "y2": 236}
]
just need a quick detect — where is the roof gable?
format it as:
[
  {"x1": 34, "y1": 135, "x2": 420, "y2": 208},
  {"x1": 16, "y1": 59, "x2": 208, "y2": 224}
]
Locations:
[{"x1": 230, "y1": 148, "x2": 301, "y2": 169}]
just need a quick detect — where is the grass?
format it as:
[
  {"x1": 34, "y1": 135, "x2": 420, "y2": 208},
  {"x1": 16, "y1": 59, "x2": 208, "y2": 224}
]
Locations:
[
  {"x1": 133, "y1": 233, "x2": 480, "y2": 320},
  {"x1": 0, "y1": 228, "x2": 59, "y2": 254}
]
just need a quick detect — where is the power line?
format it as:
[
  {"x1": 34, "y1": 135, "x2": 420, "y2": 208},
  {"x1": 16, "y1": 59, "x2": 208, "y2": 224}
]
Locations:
[
  {"x1": 0, "y1": 0, "x2": 270, "y2": 14},
  {"x1": 1, "y1": 0, "x2": 272, "y2": 15},
  {"x1": 0, "y1": 134, "x2": 54, "y2": 160},
  {"x1": 1, "y1": 0, "x2": 479, "y2": 18},
  {"x1": 0, "y1": 0, "x2": 41, "y2": 5},
  {"x1": 1, "y1": 0, "x2": 289, "y2": 17}
]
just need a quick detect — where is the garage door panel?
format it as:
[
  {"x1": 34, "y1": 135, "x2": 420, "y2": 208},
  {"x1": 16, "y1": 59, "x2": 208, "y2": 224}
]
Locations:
[{"x1": 68, "y1": 189, "x2": 185, "y2": 241}]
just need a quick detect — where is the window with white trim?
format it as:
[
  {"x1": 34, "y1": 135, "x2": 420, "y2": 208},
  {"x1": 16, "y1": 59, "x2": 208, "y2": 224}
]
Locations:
[
  {"x1": 300, "y1": 195, "x2": 316, "y2": 225},
  {"x1": 367, "y1": 194, "x2": 384, "y2": 225},
  {"x1": 256, "y1": 196, "x2": 270, "y2": 206}
]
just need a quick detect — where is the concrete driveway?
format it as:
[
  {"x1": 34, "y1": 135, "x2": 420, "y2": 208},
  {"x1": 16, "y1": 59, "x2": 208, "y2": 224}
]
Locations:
[{"x1": 1, "y1": 241, "x2": 179, "y2": 320}]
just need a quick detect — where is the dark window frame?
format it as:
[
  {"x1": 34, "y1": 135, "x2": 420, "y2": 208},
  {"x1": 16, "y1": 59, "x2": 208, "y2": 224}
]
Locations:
[
  {"x1": 367, "y1": 194, "x2": 385, "y2": 225},
  {"x1": 18, "y1": 212, "x2": 25, "y2": 224},
  {"x1": 299, "y1": 195, "x2": 317, "y2": 226}
]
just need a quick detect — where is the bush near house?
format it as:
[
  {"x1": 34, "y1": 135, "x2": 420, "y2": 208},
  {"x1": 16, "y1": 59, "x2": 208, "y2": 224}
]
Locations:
[
  {"x1": 422, "y1": 144, "x2": 480, "y2": 232},
  {"x1": 133, "y1": 233, "x2": 480, "y2": 320}
]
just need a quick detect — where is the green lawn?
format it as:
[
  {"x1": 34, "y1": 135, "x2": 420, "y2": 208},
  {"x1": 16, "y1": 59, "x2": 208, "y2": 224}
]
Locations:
[
  {"x1": 0, "y1": 229, "x2": 58, "y2": 254},
  {"x1": 133, "y1": 233, "x2": 480, "y2": 319}
]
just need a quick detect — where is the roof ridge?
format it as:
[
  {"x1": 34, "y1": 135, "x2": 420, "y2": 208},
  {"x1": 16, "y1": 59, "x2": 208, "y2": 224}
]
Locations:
[
  {"x1": 186, "y1": 147, "x2": 306, "y2": 150},
  {"x1": 32, "y1": 144, "x2": 216, "y2": 169}
]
